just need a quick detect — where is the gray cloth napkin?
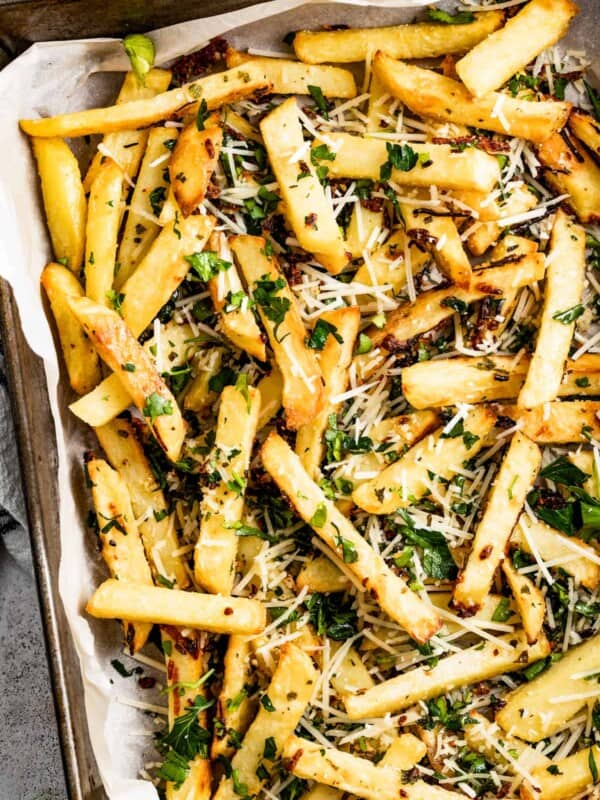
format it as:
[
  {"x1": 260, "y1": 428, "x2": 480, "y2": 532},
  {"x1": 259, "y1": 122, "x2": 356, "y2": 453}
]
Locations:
[{"x1": 0, "y1": 340, "x2": 68, "y2": 800}]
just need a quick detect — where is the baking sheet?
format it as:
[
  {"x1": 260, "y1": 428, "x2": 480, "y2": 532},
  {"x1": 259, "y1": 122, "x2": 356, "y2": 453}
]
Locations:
[{"x1": 0, "y1": 1, "x2": 595, "y2": 798}]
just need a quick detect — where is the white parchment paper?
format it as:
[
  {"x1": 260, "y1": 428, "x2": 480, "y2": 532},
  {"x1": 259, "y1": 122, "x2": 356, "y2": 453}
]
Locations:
[{"x1": 0, "y1": 0, "x2": 595, "y2": 797}]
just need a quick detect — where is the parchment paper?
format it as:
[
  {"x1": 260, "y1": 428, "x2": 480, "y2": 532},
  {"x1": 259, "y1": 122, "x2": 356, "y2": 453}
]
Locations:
[{"x1": 0, "y1": 1, "x2": 595, "y2": 797}]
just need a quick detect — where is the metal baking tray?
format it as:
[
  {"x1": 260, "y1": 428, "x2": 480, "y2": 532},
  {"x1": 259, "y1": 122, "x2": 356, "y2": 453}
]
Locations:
[{"x1": 0, "y1": 2, "x2": 596, "y2": 799}]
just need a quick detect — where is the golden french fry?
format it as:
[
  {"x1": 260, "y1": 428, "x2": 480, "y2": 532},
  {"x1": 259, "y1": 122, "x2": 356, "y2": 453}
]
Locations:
[
  {"x1": 20, "y1": 63, "x2": 272, "y2": 138},
  {"x1": 352, "y1": 229, "x2": 431, "y2": 297},
  {"x1": 497, "y1": 400, "x2": 600, "y2": 444},
  {"x1": 85, "y1": 160, "x2": 123, "y2": 305},
  {"x1": 502, "y1": 560, "x2": 545, "y2": 645},
  {"x1": 213, "y1": 644, "x2": 318, "y2": 800},
  {"x1": 170, "y1": 119, "x2": 223, "y2": 216},
  {"x1": 455, "y1": 0, "x2": 578, "y2": 98},
  {"x1": 257, "y1": 369, "x2": 284, "y2": 430},
  {"x1": 32, "y1": 137, "x2": 86, "y2": 272},
  {"x1": 345, "y1": 204, "x2": 384, "y2": 260},
  {"x1": 260, "y1": 98, "x2": 348, "y2": 274},
  {"x1": 344, "y1": 630, "x2": 550, "y2": 719},
  {"x1": 161, "y1": 626, "x2": 212, "y2": 800},
  {"x1": 121, "y1": 214, "x2": 215, "y2": 338},
  {"x1": 94, "y1": 416, "x2": 189, "y2": 588},
  {"x1": 296, "y1": 307, "x2": 360, "y2": 478},
  {"x1": 195, "y1": 384, "x2": 261, "y2": 595},
  {"x1": 402, "y1": 354, "x2": 600, "y2": 409},
  {"x1": 261, "y1": 432, "x2": 442, "y2": 643},
  {"x1": 293, "y1": 11, "x2": 504, "y2": 64},
  {"x1": 68, "y1": 296, "x2": 185, "y2": 462},
  {"x1": 87, "y1": 458, "x2": 154, "y2": 653},
  {"x1": 322, "y1": 133, "x2": 500, "y2": 193},
  {"x1": 518, "y1": 210, "x2": 585, "y2": 408},
  {"x1": 511, "y1": 512, "x2": 600, "y2": 591},
  {"x1": 570, "y1": 109, "x2": 600, "y2": 157},
  {"x1": 87, "y1": 578, "x2": 266, "y2": 634},
  {"x1": 353, "y1": 406, "x2": 497, "y2": 516},
  {"x1": 284, "y1": 736, "x2": 468, "y2": 800},
  {"x1": 297, "y1": 554, "x2": 351, "y2": 593},
  {"x1": 521, "y1": 746, "x2": 600, "y2": 800},
  {"x1": 373, "y1": 52, "x2": 570, "y2": 143},
  {"x1": 211, "y1": 635, "x2": 257, "y2": 761},
  {"x1": 84, "y1": 68, "x2": 172, "y2": 192},
  {"x1": 231, "y1": 235, "x2": 324, "y2": 429},
  {"x1": 41, "y1": 262, "x2": 101, "y2": 395},
  {"x1": 370, "y1": 254, "x2": 545, "y2": 350},
  {"x1": 497, "y1": 635, "x2": 600, "y2": 742},
  {"x1": 537, "y1": 131, "x2": 600, "y2": 223},
  {"x1": 453, "y1": 432, "x2": 541, "y2": 612},
  {"x1": 116, "y1": 127, "x2": 179, "y2": 286},
  {"x1": 226, "y1": 49, "x2": 357, "y2": 97},
  {"x1": 467, "y1": 184, "x2": 538, "y2": 256},
  {"x1": 69, "y1": 372, "x2": 131, "y2": 426},
  {"x1": 464, "y1": 712, "x2": 551, "y2": 775}
]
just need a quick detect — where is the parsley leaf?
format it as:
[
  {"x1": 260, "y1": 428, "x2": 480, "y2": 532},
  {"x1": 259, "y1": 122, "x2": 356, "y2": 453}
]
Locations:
[
  {"x1": 306, "y1": 592, "x2": 358, "y2": 640},
  {"x1": 149, "y1": 185, "x2": 167, "y2": 216},
  {"x1": 426, "y1": 7, "x2": 475, "y2": 24},
  {"x1": 552, "y1": 304, "x2": 584, "y2": 324},
  {"x1": 253, "y1": 275, "x2": 291, "y2": 342},
  {"x1": 308, "y1": 85, "x2": 329, "y2": 119},
  {"x1": 355, "y1": 333, "x2": 372, "y2": 355},
  {"x1": 143, "y1": 392, "x2": 174, "y2": 422},
  {"x1": 380, "y1": 142, "x2": 418, "y2": 180},
  {"x1": 185, "y1": 251, "x2": 231, "y2": 282},
  {"x1": 335, "y1": 533, "x2": 358, "y2": 563},
  {"x1": 196, "y1": 98, "x2": 209, "y2": 131},
  {"x1": 310, "y1": 502, "x2": 327, "y2": 527},
  {"x1": 159, "y1": 694, "x2": 213, "y2": 761},
  {"x1": 585, "y1": 81, "x2": 600, "y2": 123},
  {"x1": 307, "y1": 319, "x2": 343, "y2": 351},
  {"x1": 260, "y1": 694, "x2": 276, "y2": 712},
  {"x1": 123, "y1": 33, "x2": 155, "y2": 86},
  {"x1": 156, "y1": 749, "x2": 190, "y2": 789},
  {"x1": 106, "y1": 289, "x2": 125, "y2": 316},
  {"x1": 540, "y1": 456, "x2": 589, "y2": 487},
  {"x1": 491, "y1": 597, "x2": 512, "y2": 622}
]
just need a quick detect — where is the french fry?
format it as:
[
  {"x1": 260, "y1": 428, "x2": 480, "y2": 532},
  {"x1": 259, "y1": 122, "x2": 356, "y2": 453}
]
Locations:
[
  {"x1": 352, "y1": 406, "x2": 497, "y2": 516},
  {"x1": 537, "y1": 132, "x2": 600, "y2": 223},
  {"x1": 322, "y1": 133, "x2": 500, "y2": 193},
  {"x1": 231, "y1": 235, "x2": 324, "y2": 429},
  {"x1": 211, "y1": 635, "x2": 257, "y2": 761},
  {"x1": 569, "y1": 109, "x2": 600, "y2": 157},
  {"x1": 292, "y1": 11, "x2": 504, "y2": 64},
  {"x1": 226, "y1": 49, "x2": 357, "y2": 97},
  {"x1": 83, "y1": 68, "x2": 172, "y2": 192},
  {"x1": 69, "y1": 372, "x2": 131, "y2": 426},
  {"x1": 41, "y1": 262, "x2": 101, "y2": 395},
  {"x1": 455, "y1": 0, "x2": 578, "y2": 98},
  {"x1": 116, "y1": 127, "x2": 179, "y2": 286},
  {"x1": 295, "y1": 307, "x2": 360, "y2": 478},
  {"x1": 497, "y1": 635, "x2": 600, "y2": 742},
  {"x1": 568, "y1": 450, "x2": 598, "y2": 496},
  {"x1": 381, "y1": 734, "x2": 427, "y2": 770},
  {"x1": 344, "y1": 630, "x2": 550, "y2": 719},
  {"x1": 284, "y1": 736, "x2": 468, "y2": 800},
  {"x1": 161, "y1": 626, "x2": 212, "y2": 800},
  {"x1": 20, "y1": 63, "x2": 272, "y2": 138},
  {"x1": 224, "y1": 107, "x2": 263, "y2": 143},
  {"x1": 121, "y1": 215, "x2": 215, "y2": 337},
  {"x1": 373, "y1": 53, "x2": 570, "y2": 143},
  {"x1": 497, "y1": 400, "x2": 600, "y2": 444},
  {"x1": 85, "y1": 160, "x2": 123, "y2": 305},
  {"x1": 208, "y1": 233, "x2": 266, "y2": 362},
  {"x1": 170, "y1": 118, "x2": 223, "y2": 216},
  {"x1": 511, "y1": 512, "x2": 600, "y2": 591},
  {"x1": 464, "y1": 712, "x2": 551, "y2": 775},
  {"x1": 502, "y1": 560, "x2": 545, "y2": 645},
  {"x1": 297, "y1": 555, "x2": 351, "y2": 593},
  {"x1": 453, "y1": 432, "x2": 541, "y2": 612},
  {"x1": 31, "y1": 137, "x2": 86, "y2": 272},
  {"x1": 352, "y1": 229, "x2": 431, "y2": 296},
  {"x1": 345, "y1": 204, "x2": 384, "y2": 259},
  {"x1": 213, "y1": 644, "x2": 317, "y2": 800},
  {"x1": 184, "y1": 347, "x2": 225, "y2": 414},
  {"x1": 87, "y1": 458, "x2": 154, "y2": 653},
  {"x1": 467, "y1": 184, "x2": 539, "y2": 256},
  {"x1": 194, "y1": 384, "x2": 261, "y2": 595},
  {"x1": 68, "y1": 296, "x2": 186, "y2": 462},
  {"x1": 94, "y1": 416, "x2": 189, "y2": 588},
  {"x1": 299, "y1": 788, "x2": 342, "y2": 800},
  {"x1": 87, "y1": 578, "x2": 266, "y2": 634},
  {"x1": 521, "y1": 746, "x2": 600, "y2": 800},
  {"x1": 402, "y1": 354, "x2": 600, "y2": 409},
  {"x1": 370, "y1": 254, "x2": 546, "y2": 350},
  {"x1": 260, "y1": 98, "x2": 348, "y2": 274},
  {"x1": 518, "y1": 210, "x2": 585, "y2": 408},
  {"x1": 329, "y1": 641, "x2": 374, "y2": 696},
  {"x1": 400, "y1": 198, "x2": 472, "y2": 288},
  {"x1": 261, "y1": 432, "x2": 442, "y2": 643},
  {"x1": 490, "y1": 234, "x2": 539, "y2": 261}
]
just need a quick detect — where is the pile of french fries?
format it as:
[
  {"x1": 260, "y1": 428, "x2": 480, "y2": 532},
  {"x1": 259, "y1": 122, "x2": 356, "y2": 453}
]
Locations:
[{"x1": 21, "y1": 0, "x2": 600, "y2": 798}]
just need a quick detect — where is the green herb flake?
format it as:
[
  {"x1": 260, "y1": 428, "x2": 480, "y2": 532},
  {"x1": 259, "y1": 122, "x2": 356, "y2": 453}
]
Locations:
[
  {"x1": 123, "y1": 33, "x2": 155, "y2": 86},
  {"x1": 552, "y1": 304, "x2": 585, "y2": 324},
  {"x1": 185, "y1": 251, "x2": 232, "y2": 282},
  {"x1": 308, "y1": 319, "x2": 343, "y2": 351},
  {"x1": 143, "y1": 392, "x2": 174, "y2": 422},
  {"x1": 310, "y1": 502, "x2": 327, "y2": 528}
]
